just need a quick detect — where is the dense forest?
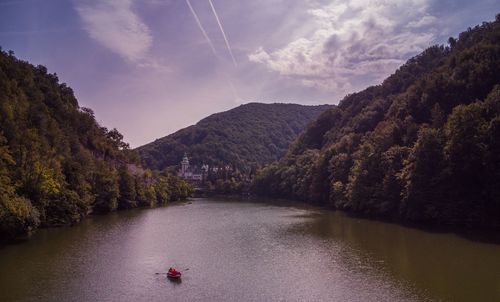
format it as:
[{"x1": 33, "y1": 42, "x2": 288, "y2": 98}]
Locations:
[
  {"x1": 137, "y1": 103, "x2": 332, "y2": 171},
  {"x1": 0, "y1": 50, "x2": 192, "y2": 242},
  {"x1": 253, "y1": 16, "x2": 500, "y2": 229}
]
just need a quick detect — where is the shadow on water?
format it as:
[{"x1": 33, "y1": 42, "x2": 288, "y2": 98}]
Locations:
[
  {"x1": 284, "y1": 209, "x2": 500, "y2": 302},
  {"x1": 339, "y1": 210, "x2": 500, "y2": 245},
  {"x1": 166, "y1": 277, "x2": 182, "y2": 284},
  {"x1": 222, "y1": 195, "x2": 500, "y2": 244},
  {"x1": 408, "y1": 223, "x2": 500, "y2": 245}
]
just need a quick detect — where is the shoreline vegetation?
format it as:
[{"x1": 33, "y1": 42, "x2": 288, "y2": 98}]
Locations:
[{"x1": 0, "y1": 49, "x2": 192, "y2": 243}]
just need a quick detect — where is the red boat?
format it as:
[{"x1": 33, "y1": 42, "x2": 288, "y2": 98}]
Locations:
[{"x1": 167, "y1": 268, "x2": 181, "y2": 279}]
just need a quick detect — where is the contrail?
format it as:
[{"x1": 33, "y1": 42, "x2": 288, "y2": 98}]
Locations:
[
  {"x1": 208, "y1": 0, "x2": 237, "y2": 67},
  {"x1": 184, "y1": 0, "x2": 241, "y2": 103},
  {"x1": 185, "y1": 0, "x2": 217, "y2": 56}
]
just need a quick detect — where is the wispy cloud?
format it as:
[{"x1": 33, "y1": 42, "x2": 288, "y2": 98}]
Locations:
[
  {"x1": 208, "y1": 0, "x2": 237, "y2": 67},
  {"x1": 76, "y1": 0, "x2": 152, "y2": 63},
  {"x1": 185, "y1": 0, "x2": 217, "y2": 56},
  {"x1": 249, "y1": 0, "x2": 438, "y2": 95}
]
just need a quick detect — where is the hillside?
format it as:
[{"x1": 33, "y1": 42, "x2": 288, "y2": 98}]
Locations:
[
  {"x1": 0, "y1": 50, "x2": 191, "y2": 242},
  {"x1": 252, "y1": 16, "x2": 500, "y2": 229},
  {"x1": 137, "y1": 103, "x2": 332, "y2": 170}
]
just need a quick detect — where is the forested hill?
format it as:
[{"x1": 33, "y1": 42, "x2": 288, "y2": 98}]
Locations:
[
  {"x1": 137, "y1": 103, "x2": 332, "y2": 170},
  {"x1": 253, "y1": 16, "x2": 500, "y2": 229},
  {"x1": 0, "y1": 50, "x2": 191, "y2": 242}
]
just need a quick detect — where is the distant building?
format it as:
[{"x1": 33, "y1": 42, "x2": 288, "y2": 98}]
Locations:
[{"x1": 177, "y1": 153, "x2": 206, "y2": 182}]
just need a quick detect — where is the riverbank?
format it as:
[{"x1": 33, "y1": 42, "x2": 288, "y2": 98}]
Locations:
[{"x1": 0, "y1": 197, "x2": 191, "y2": 246}]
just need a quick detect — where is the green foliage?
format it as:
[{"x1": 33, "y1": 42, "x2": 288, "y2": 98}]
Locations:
[
  {"x1": 153, "y1": 175, "x2": 170, "y2": 205},
  {"x1": 166, "y1": 174, "x2": 193, "y2": 201},
  {"x1": 152, "y1": 173, "x2": 192, "y2": 204},
  {"x1": 0, "y1": 195, "x2": 40, "y2": 241},
  {"x1": 0, "y1": 132, "x2": 40, "y2": 240},
  {"x1": 137, "y1": 103, "x2": 333, "y2": 171},
  {"x1": 252, "y1": 18, "x2": 500, "y2": 229},
  {"x1": 401, "y1": 127, "x2": 445, "y2": 222},
  {"x1": 118, "y1": 166, "x2": 137, "y2": 209},
  {"x1": 93, "y1": 163, "x2": 120, "y2": 213}
]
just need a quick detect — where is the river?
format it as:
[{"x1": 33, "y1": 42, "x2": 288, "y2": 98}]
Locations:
[{"x1": 0, "y1": 198, "x2": 498, "y2": 301}]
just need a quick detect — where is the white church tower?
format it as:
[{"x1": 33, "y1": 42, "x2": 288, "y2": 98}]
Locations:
[{"x1": 180, "y1": 152, "x2": 189, "y2": 176}]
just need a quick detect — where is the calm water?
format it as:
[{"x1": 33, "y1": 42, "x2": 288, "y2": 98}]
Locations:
[{"x1": 0, "y1": 198, "x2": 499, "y2": 302}]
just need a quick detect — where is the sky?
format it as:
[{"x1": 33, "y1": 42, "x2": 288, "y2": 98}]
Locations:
[{"x1": 0, "y1": 0, "x2": 498, "y2": 147}]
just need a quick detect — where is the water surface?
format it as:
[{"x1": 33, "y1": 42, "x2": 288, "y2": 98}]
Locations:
[{"x1": 0, "y1": 198, "x2": 498, "y2": 301}]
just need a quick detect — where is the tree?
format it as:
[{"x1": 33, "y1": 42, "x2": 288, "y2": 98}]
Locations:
[
  {"x1": 0, "y1": 133, "x2": 40, "y2": 241},
  {"x1": 118, "y1": 166, "x2": 137, "y2": 209},
  {"x1": 401, "y1": 128, "x2": 445, "y2": 222},
  {"x1": 93, "y1": 164, "x2": 119, "y2": 213}
]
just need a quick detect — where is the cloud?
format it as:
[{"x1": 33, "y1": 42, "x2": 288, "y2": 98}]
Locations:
[
  {"x1": 249, "y1": 0, "x2": 439, "y2": 95},
  {"x1": 407, "y1": 14, "x2": 438, "y2": 28},
  {"x1": 76, "y1": 0, "x2": 153, "y2": 63}
]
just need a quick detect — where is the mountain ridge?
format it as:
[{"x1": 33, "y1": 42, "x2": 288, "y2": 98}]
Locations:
[{"x1": 137, "y1": 102, "x2": 333, "y2": 171}]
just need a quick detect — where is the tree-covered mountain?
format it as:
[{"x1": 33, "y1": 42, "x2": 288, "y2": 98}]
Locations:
[
  {"x1": 137, "y1": 103, "x2": 332, "y2": 171},
  {"x1": 253, "y1": 16, "x2": 500, "y2": 229},
  {"x1": 0, "y1": 50, "x2": 192, "y2": 242}
]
